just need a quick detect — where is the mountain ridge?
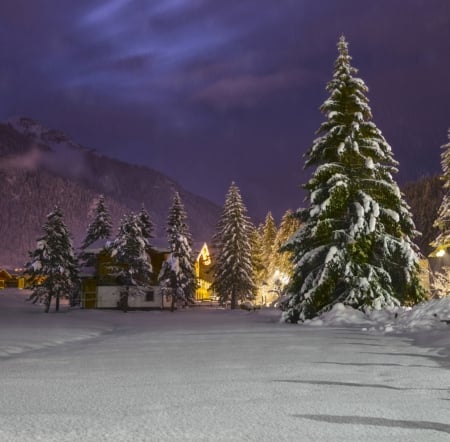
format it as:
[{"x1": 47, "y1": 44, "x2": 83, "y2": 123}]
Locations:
[{"x1": 0, "y1": 117, "x2": 220, "y2": 267}]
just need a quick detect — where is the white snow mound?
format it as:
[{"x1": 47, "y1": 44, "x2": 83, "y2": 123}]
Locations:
[{"x1": 304, "y1": 298, "x2": 450, "y2": 333}]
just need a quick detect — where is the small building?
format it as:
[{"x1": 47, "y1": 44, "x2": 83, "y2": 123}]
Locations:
[
  {"x1": 0, "y1": 269, "x2": 12, "y2": 289},
  {"x1": 194, "y1": 243, "x2": 214, "y2": 302},
  {"x1": 80, "y1": 238, "x2": 172, "y2": 310},
  {"x1": 0, "y1": 269, "x2": 25, "y2": 289}
]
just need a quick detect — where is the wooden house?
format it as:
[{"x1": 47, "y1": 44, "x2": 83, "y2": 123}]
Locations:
[
  {"x1": 80, "y1": 239, "x2": 215, "y2": 309},
  {"x1": 0, "y1": 269, "x2": 25, "y2": 289},
  {"x1": 80, "y1": 238, "x2": 172, "y2": 310},
  {"x1": 0, "y1": 269, "x2": 11, "y2": 289}
]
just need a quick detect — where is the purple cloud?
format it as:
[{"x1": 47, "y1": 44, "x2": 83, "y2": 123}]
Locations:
[{"x1": 193, "y1": 68, "x2": 321, "y2": 110}]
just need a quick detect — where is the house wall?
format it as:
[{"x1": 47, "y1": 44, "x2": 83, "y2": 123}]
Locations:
[{"x1": 97, "y1": 285, "x2": 170, "y2": 309}]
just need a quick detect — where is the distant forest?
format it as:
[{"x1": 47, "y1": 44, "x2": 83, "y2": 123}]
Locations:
[
  {"x1": 0, "y1": 168, "x2": 129, "y2": 268},
  {"x1": 0, "y1": 120, "x2": 220, "y2": 268}
]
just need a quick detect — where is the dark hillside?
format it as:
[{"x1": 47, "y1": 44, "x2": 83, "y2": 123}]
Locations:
[{"x1": 0, "y1": 118, "x2": 220, "y2": 267}]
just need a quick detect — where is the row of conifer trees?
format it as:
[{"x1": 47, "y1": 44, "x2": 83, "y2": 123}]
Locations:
[{"x1": 26, "y1": 193, "x2": 197, "y2": 313}]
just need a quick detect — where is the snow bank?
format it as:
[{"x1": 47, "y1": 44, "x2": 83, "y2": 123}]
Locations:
[
  {"x1": 304, "y1": 298, "x2": 450, "y2": 333},
  {"x1": 307, "y1": 302, "x2": 373, "y2": 327}
]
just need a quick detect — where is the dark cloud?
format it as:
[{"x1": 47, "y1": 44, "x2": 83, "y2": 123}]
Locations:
[{"x1": 1, "y1": 0, "x2": 450, "y2": 222}]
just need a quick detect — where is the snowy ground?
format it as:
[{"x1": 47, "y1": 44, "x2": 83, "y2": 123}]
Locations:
[{"x1": 1, "y1": 289, "x2": 449, "y2": 442}]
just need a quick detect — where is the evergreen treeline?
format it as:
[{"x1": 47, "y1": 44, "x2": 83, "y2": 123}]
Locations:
[
  {"x1": 0, "y1": 169, "x2": 128, "y2": 267},
  {"x1": 6, "y1": 39, "x2": 450, "y2": 317}
]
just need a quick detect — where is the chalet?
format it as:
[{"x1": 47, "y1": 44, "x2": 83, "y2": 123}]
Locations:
[
  {"x1": 0, "y1": 269, "x2": 25, "y2": 289},
  {"x1": 80, "y1": 239, "x2": 214, "y2": 309},
  {"x1": 80, "y1": 238, "x2": 171, "y2": 309},
  {"x1": 0, "y1": 269, "x2": 11, "y2": 289}
]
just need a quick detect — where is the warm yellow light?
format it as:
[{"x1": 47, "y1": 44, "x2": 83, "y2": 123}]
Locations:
[
  {"x1": 197, "y1": 243, "x2": 211, "y2": 266},
  {"x1": 437, "y1": 249, "x2": 446, "y2": 258}
]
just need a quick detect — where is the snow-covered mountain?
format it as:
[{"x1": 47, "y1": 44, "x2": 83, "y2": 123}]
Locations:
[{"x1": 0, "y1": 117, "x2": 220, "y2": 267}]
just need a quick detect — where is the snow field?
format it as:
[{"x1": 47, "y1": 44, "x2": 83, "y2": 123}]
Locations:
[{"x1": 1, "y1": 290, "x2": 449, "y2": 441}]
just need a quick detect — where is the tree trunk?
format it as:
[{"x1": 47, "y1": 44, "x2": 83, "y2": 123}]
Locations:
[
  {"x1": 55, "y1": 296, "x2": 60, "y2": 312},
  {"x1": 45, "y1": 294, "x2": 52, "y2": 313},
  {"x1": 120, "y1": 289, "x2": 129, "y2": 312},
  {"x1": 230, "y1": 292, "x2": 237, "y2": 310},
  {"x1": 170, "y1": 296, "x2": 176, "y2": 312},
  {"x1": 70, "y1": 281, "x2": 80, "y2": 307}
]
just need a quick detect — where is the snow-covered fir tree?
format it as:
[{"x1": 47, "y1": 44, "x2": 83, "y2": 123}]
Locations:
[
  {"x1": 430, "y1": 130, "x2": 450, "y2": 296},
  {"x1": 250, "y1": 225, "x2": 265, "y2": 294},
  {"x1": 27, "y1": 207, "x2": 79, "y2": 313},
  {"x1": 271, "y1": 209, "x2": 300, "y2": 288},
  {"x1": 158, "y1": 192, "x2": 197, "y2": 311},
  {"x1": 261, "y1": 211, "x2": 277, "y2": 279},
  {"x1": 79, "y1": 195, "x2": 112, "y2": 266},
  {"x1": 283, "y1": 36, "x2": 425, "y2": 322},
  {"x1": 138, "y1": 204, "x2": 154, "y2": 247},
  {"x1": 431, "y1": 130, "x2": 450, "y2": 255},
  {"x1": 212, "y1": 182, "x2": 256, "y2": 309},
  {"x1": 109, "y1": 213, "x2": 153, "y2": 312}
]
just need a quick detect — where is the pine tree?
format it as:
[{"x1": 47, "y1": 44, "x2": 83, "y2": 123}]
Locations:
[
  {"x1": 261, "y1": 212, "x2": 278, "y2": 280},
  {"x1": 158, "y1": 192, "x2": 197, "y2": 311},
  {"x1": 138, "y1": 204, "x2": 154, "y2": 247},
  {"x1": 26, "y1": 207, "x2": 79, "y2": 313},
  {"x1": 79, "y1": 195, "x2": 112, "y2": 266},
  {"x1": 109, "y1": 213, "x2": 153, "y2": 312},
  {"x1": 250, "y1": 224, "x2": 265, "y2": 296},
  {"x1": 283, "y1": 36, "x2": 425, "y2": 322},
  {"x1": 212, "y1": 182, "x2": 256, "y2": 309},
  {"x1": 431, "y1": 130, "x2": 450, "y2": 255},
  {"x1": 272, "y1": 209, "x2": 300, "y2": 282}
]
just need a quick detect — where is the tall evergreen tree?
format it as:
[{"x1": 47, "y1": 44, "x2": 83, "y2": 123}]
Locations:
[
  {"x1": 212, "y1": 182, "x2": 256, "y2": 309},
  {"x1": 158, "y1": 192, "x2": 197, "y2": 311},
  {"x1": 283, "y1": 36, "x2": 425, "y2": 322},
  {"x1": 79, "y1": 195, "x2": 112, "y2": 266},
  {"x1": 26, "y1": 207, "x2": 79, "y2": 313},
  {"x1": 138, "y1": 204, "x2": 154, "y2": 247},
  {"x1": 109, "y1": 213, "x2": 153, "y2": 312},
  {"x1": 261, "y1": 211, "x2": 278, "y2": 280},
  {"x1": 250, "y1": 224, "x2": 265, "y2": 295},
  {"x1": 431, "y1": 130, "x2": 450, "y2": 255},
  {"x1": 272, "y1": 209, "x2": 300, "y2": 281}
]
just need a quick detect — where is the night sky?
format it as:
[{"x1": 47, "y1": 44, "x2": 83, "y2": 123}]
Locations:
[{"x1": 1, "y1": 0, "x2": 450, "y2": 222}]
